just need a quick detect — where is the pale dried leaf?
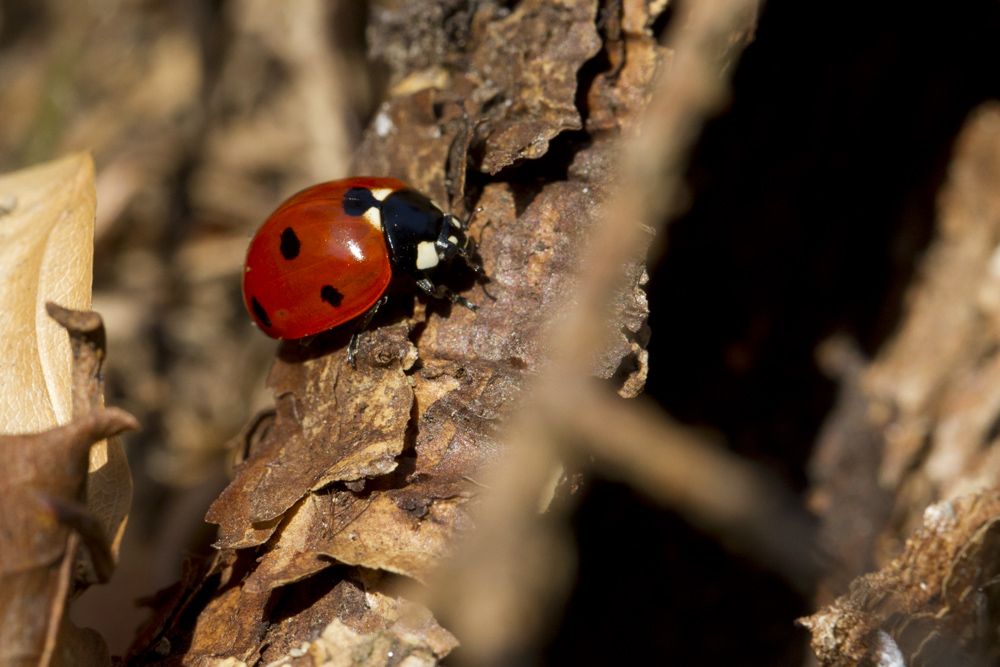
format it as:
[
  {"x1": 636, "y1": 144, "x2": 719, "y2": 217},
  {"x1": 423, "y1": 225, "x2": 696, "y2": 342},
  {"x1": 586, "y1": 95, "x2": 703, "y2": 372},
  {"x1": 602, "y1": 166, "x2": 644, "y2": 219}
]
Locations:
[
  {"x1": 0, "y1": 153, "x2": 95, "y2": 433},
  {"x1": 0, "y1": 154, "x2": 132, "y2": 562},
  {"x1": 84, "y1": 435, "x2": 132, "y2": 560}
]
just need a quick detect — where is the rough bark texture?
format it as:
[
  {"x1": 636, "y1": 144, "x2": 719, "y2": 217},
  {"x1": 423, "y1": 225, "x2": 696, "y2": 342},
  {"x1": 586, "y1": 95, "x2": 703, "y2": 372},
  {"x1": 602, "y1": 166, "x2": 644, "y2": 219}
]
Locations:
[
  {"x1": 801, "y1": 104, "x2": 1000, "y2": 667},
  {"x1": 125, "y1": 0, "x2": 659, "y2": 663}
]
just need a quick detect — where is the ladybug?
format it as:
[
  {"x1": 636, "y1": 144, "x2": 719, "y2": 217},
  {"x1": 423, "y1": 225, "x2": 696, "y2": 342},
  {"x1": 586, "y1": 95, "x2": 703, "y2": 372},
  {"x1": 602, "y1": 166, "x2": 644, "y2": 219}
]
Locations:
[{"x1": 242, "y1": 177, "x2": 480, "y2": 360}]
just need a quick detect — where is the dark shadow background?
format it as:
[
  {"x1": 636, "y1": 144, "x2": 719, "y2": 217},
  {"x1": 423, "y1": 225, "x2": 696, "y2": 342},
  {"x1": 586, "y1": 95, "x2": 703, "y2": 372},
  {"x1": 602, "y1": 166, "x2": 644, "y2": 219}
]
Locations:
[{"x1": 546, "y1": 1, "x2": 1000, "y2": 665}]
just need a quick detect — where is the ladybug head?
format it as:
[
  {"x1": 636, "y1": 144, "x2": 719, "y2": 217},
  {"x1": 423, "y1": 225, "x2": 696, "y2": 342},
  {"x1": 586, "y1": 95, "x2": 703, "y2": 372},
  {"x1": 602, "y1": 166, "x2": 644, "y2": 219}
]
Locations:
[{"x1": 440, "y1": 214, "x2": 483, "y2": 275}]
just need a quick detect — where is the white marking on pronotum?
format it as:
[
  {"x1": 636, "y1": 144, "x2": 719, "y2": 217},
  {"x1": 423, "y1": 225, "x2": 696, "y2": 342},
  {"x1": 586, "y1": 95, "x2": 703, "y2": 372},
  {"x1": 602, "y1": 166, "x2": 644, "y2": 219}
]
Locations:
[
  {"x1": 448, "y1": 236, "x2": 459, "y2": 245},
  {"x1": 362, "y1": 207, "x2": 382, "y2": 231},
  {"x1": 369, "y1": 188, "x2": 393, "y2": 201},
  {"x1": 416, "y1": 241, "x2": 440, "y2": 270}
]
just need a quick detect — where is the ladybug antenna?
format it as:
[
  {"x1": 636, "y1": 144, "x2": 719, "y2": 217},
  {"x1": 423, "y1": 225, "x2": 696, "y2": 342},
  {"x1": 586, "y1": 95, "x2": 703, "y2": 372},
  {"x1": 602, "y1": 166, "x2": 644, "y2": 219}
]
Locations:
[
  {"x1": 464, "y1": 205, "x2": 484, "y2": 231},
  {"x1": 457, "y1": 206, "x2": 486, "y2": 277}
]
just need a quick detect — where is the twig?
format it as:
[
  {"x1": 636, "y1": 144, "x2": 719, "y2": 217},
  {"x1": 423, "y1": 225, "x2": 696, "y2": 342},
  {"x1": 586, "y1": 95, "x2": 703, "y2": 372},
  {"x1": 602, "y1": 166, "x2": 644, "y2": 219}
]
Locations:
[{"x1": 428, "y1": 0, "x2": 788, "y2": 663}]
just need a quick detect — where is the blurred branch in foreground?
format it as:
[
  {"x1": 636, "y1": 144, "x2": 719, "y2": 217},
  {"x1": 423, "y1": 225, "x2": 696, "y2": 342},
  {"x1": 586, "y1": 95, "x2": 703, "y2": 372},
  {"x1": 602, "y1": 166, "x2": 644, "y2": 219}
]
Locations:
[{"x1": 426, "y1": 0, "x2": 822, "y2": 664}]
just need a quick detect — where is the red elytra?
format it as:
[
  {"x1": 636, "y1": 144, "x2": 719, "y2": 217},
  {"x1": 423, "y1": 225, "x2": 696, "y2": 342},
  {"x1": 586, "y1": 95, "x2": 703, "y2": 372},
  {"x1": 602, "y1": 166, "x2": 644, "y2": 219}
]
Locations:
[{"x1": 242, "y1": 178, "x2": 409, "y2": 340}]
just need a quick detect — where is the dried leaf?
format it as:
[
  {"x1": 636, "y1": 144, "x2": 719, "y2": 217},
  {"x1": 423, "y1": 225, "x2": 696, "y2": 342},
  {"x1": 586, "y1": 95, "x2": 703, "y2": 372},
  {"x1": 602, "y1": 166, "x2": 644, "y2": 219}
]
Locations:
[
  {"x1": 0, "y1": 407, "x2": 138, "y2": 666},
  {"x1": 44, "y1": 303, "x2": 134, "y2": 579},
  {"x1": 206, "y1": 325, "x2": 417, "y2": 548},
  {"x1": 0, "y1": 156, "x2": 132, "y2": 567},
  {"x1": 247, "y1": 488, "x2": 467, "y2": 590},
  {"x1": 129, "y1": 561, "x2": 456, "y2": 666},
  {"x1": 0, "y1": 156, "x2": 140, "y2": 666},
  {"x1": 0, "y1": 153, "x2": 95, "y2": 433}
]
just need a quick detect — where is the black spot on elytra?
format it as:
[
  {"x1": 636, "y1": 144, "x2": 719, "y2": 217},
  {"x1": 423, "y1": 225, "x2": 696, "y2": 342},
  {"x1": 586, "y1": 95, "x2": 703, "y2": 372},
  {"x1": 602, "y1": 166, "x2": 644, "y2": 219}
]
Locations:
[
  {"x1": 321, "y1": 285, "x2": 343, "y2": 307},
  {"x1": 251, "y1": 297, "x2": 272, "y2": 327},
  {"x1": 342, "y1": 187, "x2": 379, "y2": 217},
  {"x1": 280, "y1": 227, "x2": 300, "y2": 259}
]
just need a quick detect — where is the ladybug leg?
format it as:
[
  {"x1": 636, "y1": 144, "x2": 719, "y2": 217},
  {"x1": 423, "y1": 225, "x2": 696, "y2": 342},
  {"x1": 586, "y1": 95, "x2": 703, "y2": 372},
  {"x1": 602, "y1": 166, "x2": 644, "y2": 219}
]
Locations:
[
  {"x1": 416, "y1": 277, "x2": 477, "y2": 311},
  {"x1": 347, "y1": 295, "x2": 389, "y2": 364}
]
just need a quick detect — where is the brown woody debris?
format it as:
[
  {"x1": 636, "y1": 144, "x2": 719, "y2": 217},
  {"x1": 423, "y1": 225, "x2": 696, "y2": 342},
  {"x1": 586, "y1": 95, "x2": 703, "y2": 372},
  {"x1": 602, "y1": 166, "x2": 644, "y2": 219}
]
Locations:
[
  {"x1": 803, "y1": 104, "x2": 1000, "y2": 667},
  {"x1": 133, "y1": 0, "x2": 660, "y2": 660},
  {"x1": 801, "y1": 492, "x2": 1000, "y2": 667},
  {"x1": 206, "y1": 325, "x2": 417, "y2": 549}
]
